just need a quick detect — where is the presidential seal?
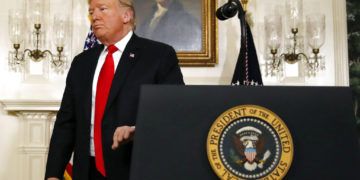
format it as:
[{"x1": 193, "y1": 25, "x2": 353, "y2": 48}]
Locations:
[{"x1": 207, "y1": 105, "x2": 293, "y2": 180}]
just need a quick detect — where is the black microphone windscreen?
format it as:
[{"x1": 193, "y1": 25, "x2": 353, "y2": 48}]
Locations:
[
  {"x1": 216, "y1": 7, "x2": 228, "y2": 20},
  {"x1": 215, "y1": 1, "x2": 238, "y2": 21}
]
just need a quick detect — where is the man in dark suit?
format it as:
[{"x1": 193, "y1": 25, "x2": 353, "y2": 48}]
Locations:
[
  {"x1": 45, "y1": 0, "x2": 184, "y2": 179},
  {"x1": 136, "y1": 0, "x2": 202, "y2": 51}
]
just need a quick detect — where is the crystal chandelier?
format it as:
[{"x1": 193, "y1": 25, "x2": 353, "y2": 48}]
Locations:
[
  {"x1": 264, "y1": 0, "x2": 326, "y2": 78},
  {"x1": 8, "y1": 3, "x2": 69, "y2": 74}
]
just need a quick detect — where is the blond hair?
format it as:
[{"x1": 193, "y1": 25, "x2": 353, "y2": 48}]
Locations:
[
  {"x1": 88, "y1": 0, "x2": 136, "y2": 29},
  {"x1": 118, "y1": 0, "x2": 136, "y2": 29}
]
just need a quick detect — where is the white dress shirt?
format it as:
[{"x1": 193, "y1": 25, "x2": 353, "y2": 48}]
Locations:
[{"x1": 90, "y1": 31, "x2": 133, "y2": 156}]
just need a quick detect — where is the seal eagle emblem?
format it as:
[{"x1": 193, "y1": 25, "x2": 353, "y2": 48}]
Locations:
[
  {"x1": 207, "y1": 105, "x2": 294, "y2": 179},
  {"x1": 233, "y1": 126, "x2": 271, "y2": 171}
]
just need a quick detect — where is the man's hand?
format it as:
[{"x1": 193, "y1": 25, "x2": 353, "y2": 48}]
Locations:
[
  {"x1": 47, "y1": 178, "x2": 60, "y2": 180},
  {"x1": 112, "y1": 126, "x2": 135, "y2": 150}
]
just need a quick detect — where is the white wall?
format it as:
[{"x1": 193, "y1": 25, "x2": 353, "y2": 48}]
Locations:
[
  {"x1": 0, "y1": 0, "x2": 23, "y2": 178},
  {"x1": 0, "y1": 0, "x2": 349, "y2": 179},
  {"x1": 183, "y1": 0, "x2": 349, "y2": 86}
]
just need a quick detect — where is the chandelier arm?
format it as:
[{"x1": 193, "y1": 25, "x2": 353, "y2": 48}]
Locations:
[
  {"x1": 299, "y1": 52, "x2": 314, "y2": 69},
  {"x1": 44, "y1": 49, "x2": 63, "y2": 67},
  {"x1": 274, "y1": 53, "x2": 286, "y2": 69},
  {"x1": 42, "y1": 49, "x2": 54, "y2": 57},
  {"x1": 14, "y1": 48, "x2": 23, "y2": 62},
  {"x1": 298, "y1": 53, "x2": 308, "y2": 61},
  {"x1": 15, "y1": 48, "x2": 32, "y2": 62},
  {"x1": 43, "y1": 49, "x2": 56, "y2": 66}
]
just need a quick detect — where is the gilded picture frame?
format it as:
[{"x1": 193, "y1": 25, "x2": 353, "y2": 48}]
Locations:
[{"x1": 134, "y1": 0, "x2": 217, "y2": 66}]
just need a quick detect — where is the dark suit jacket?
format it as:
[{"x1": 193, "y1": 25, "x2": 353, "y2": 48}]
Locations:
[{"x1": 45, "y1": 34, "x2": 184, "y2": 180}]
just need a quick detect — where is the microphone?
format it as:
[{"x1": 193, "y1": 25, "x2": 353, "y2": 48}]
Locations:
[{"x1": 216, "y1": 0, "x2": 239, "y2": 20}]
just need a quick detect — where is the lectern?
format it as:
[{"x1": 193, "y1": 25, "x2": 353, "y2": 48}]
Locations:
[{"x1": 130, "y1": 86, "x2": 359, "y2": 179}]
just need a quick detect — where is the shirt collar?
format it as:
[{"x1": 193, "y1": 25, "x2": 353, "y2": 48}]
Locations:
[{"x1": 104, "y1": 30, "x2": 133, "y2": 53}]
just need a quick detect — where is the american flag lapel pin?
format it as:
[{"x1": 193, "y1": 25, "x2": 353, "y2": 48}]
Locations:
[{"x1": 129, "y1": 53, "x2": 135, "y2": 58}]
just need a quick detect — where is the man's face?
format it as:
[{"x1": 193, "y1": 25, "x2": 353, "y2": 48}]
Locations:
[{"x1": 89, "y1": 0, "x2": 127, "y2": 44}]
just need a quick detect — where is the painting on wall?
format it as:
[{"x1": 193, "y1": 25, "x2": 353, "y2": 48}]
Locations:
[
  {"x1": 347, "y1": 0, "x2": 360, "y2": 137},
  {"x1": 134, "y1": 0, "x2": 202, "y2": 52},
  {"x1": 133, "y1": 0, "x2": 217, "y2": 66}
]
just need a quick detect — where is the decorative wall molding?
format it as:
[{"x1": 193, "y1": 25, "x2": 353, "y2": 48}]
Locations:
[
  {"x1": 18, "y1": 146, "x2": 49, "y2": 153},
  {"x1": 333, "y1": 0, "x2": 350, "y2": 86},
  {"x1": 1, "y1": 99, "x2": 59, "y2": 180},
  {"x1": 2, "y1": 100, "x2": 60, "y2": 111},
  {"x1": 18, "y1": 112, "x2": 55, "y2": 120}
]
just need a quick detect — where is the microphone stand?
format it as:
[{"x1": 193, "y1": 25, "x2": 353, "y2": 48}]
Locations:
[
  {"x1": 232, "y1": 0, "x2": 247, "y2": 41},
  {"x1": 233, "y1": 0, "x2": 251, "y2": 85}
]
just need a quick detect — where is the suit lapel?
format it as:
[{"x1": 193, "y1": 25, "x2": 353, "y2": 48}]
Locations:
[{"x1": 105, "y1": 34, "x2": 141, "y2": 113}]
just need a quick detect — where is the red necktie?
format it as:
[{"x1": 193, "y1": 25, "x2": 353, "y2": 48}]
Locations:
[{"x1": 94, "y1": 45, "x2": 118, "y2": 177}]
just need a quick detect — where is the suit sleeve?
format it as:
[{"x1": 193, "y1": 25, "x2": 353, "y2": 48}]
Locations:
[
  {"x1": 156, "y1": 46, "x2": 185, "y2": 85},
  {"x1": 45, "y1": 57, "x2": 78, "y2": 179}
]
